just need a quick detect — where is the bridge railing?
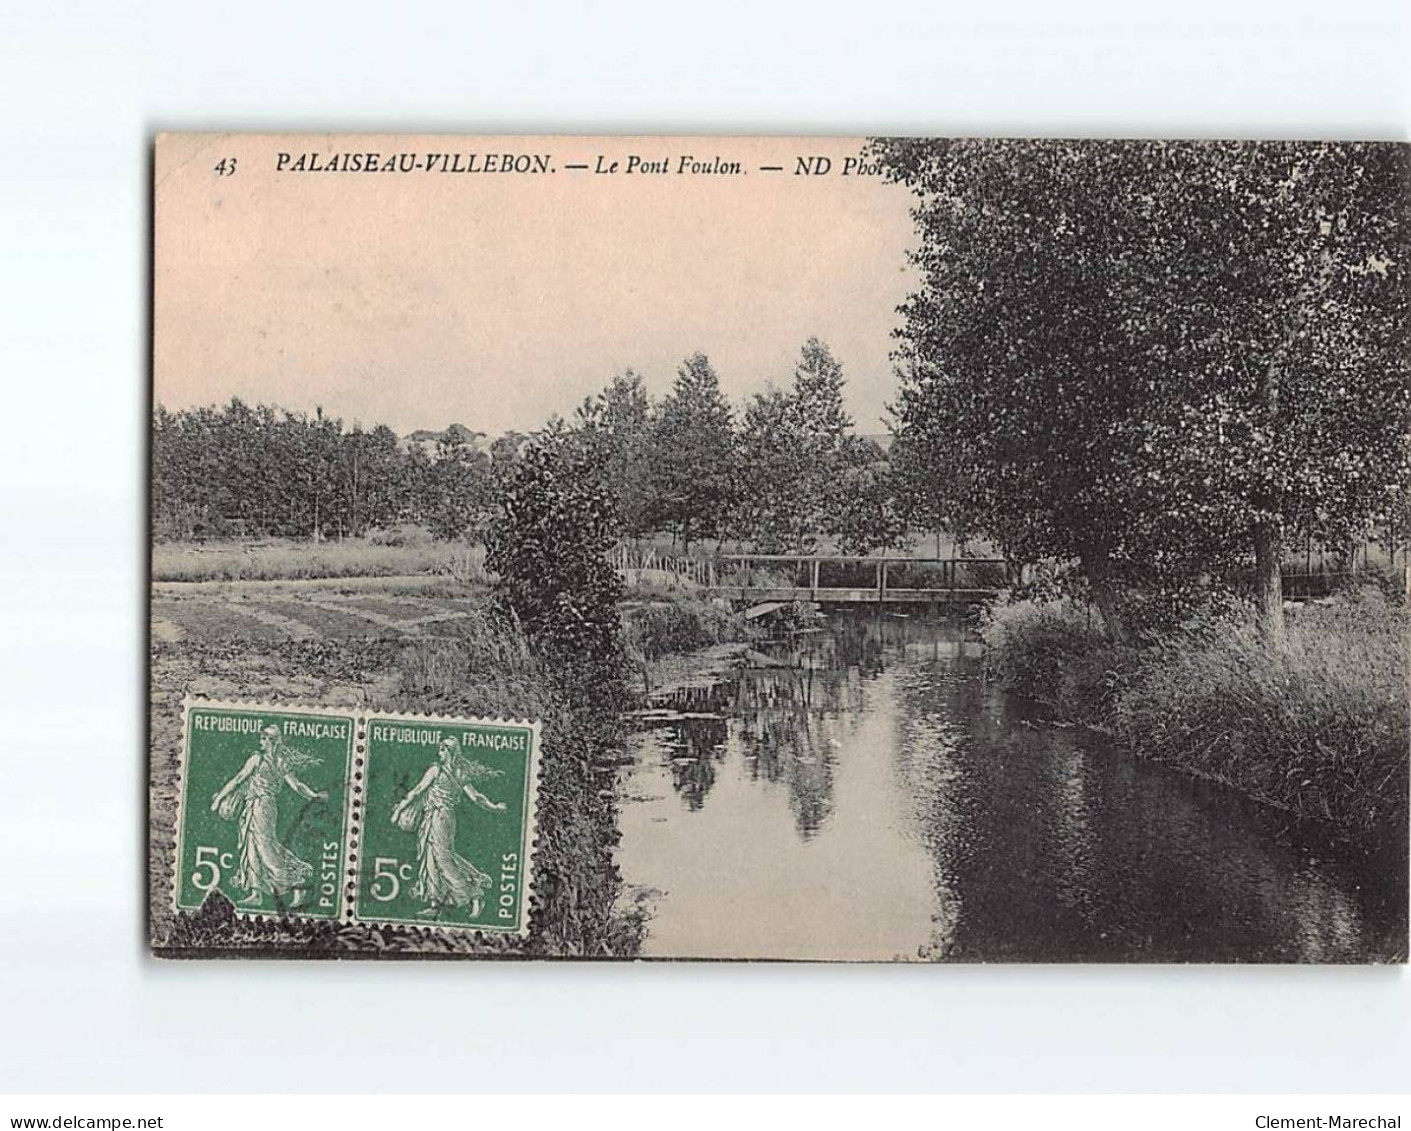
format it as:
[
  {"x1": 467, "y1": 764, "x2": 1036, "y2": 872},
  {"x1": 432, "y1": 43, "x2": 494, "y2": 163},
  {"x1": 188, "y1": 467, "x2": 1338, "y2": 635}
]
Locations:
[
  {"x1": 609, "y1": 549, "x2": 1014, "y2": 599},
  {"x1": 713, "y1": 555, "x2": 1011, "y2": 597},
  {"x1": 610, "y1": 545, "x2": 710, "y2": 588},
  {"x1": 881, "y1": 558, "x2": 1010, "y2": 592}
]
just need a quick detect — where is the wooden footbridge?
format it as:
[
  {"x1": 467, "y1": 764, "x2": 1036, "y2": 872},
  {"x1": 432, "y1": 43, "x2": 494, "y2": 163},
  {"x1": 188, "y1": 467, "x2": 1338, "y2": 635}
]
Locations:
[
  {"x1": 708, "y1": 554, "x2": 1009, "y2": 607},
  {"x1": 612, "y1": 549, "x2": 998, "y2": 603},
  {"x1": 611, "y1": 547, "x2": 1010, "y2": 606}
]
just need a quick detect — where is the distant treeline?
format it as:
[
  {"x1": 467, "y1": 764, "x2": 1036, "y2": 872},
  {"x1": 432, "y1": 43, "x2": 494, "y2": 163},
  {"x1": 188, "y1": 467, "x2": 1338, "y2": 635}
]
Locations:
[
  {"x1": 151, "y1": 401, "x2": 510, "y2": 542},
  {"x1": 152, "y1": 338, "x2": 923, "y2": 554},
  {"x1": 574, "y1": 339, "x2": 907, "y2": 554}
]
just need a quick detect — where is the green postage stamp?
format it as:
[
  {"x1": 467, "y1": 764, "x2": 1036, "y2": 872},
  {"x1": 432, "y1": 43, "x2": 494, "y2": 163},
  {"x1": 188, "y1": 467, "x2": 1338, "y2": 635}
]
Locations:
[
  {"x1": 173, "y1": 700, "x2": 542, "y2": 935},
  {"x1": 355, "y1": 716, "x2": 541, "y2": 930}
]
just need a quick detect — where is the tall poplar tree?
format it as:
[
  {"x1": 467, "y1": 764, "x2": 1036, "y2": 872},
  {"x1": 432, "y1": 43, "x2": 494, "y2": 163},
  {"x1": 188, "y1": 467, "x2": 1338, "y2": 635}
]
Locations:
[{"x1": 651, "y1": 353, "x2": 739, "y2": 550}]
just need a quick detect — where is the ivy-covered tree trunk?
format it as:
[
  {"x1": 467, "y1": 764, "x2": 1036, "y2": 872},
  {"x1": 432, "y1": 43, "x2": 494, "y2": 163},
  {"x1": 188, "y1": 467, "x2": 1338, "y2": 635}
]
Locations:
[{"x1": 1252, "y1": 519, "x2": 1286, "y2": 647}]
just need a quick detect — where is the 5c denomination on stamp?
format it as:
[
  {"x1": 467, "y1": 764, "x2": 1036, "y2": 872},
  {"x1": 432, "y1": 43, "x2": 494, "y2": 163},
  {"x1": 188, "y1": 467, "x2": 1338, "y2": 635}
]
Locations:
[{"x1": 174, "y1": 702, "x2": 355, "y2": 921}]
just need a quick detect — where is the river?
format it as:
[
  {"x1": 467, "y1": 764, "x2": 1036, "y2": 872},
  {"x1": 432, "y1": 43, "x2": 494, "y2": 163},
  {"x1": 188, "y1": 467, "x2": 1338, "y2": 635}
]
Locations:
[{"x1": 615, "y1": 612, "x2": 1407, "y2": 962}]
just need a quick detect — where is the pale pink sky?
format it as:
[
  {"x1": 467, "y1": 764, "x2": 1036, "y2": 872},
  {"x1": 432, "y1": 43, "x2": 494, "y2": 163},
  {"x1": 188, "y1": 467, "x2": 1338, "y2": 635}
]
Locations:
[{"x1": 155, "y1": 135, "x2": 919, "y2": 435}]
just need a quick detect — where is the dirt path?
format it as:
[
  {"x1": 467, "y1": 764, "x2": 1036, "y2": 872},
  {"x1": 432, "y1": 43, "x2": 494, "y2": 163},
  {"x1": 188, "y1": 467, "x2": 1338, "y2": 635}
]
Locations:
[
  {"x1": 294, "y1": 595, "x2": 479, "y2": 633},
  {"x1": 151, "y1": 616, "x2": 185, "y2": 643},
  {"x1": 222, "y1": 600, "x2": 320, "y2": 640}
]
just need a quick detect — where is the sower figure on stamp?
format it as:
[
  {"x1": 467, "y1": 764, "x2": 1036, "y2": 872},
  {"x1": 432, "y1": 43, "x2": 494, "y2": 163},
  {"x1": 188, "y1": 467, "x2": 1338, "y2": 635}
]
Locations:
[
  {"x1": 210, "y1": 724, "x2": 328, "y2": 907},
  {"x1": 391, "y1": 736, "x2": 506, "y2": 919}
]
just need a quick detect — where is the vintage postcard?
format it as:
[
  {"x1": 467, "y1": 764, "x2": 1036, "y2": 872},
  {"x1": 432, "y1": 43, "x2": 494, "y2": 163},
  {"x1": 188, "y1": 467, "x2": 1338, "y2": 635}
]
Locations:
[{"x1": 150, "y1": 134, "x2": 1408, "y2": 961}]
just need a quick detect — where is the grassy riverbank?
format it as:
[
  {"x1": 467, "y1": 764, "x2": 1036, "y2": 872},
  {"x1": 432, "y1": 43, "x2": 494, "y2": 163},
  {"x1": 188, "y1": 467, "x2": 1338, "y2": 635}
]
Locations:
[
  {"x1": 622, "y1": 596, "x2": 757, "y2": 662},
  {"x1": 981, "y1": 588, "x2": 1409, "y2": 836},
  {"x1": 621, "y1": 594, "x2": 765, "y2": 697},
  {"x1": 394, "y1": 613, "x2": 638, "y2": 955}
]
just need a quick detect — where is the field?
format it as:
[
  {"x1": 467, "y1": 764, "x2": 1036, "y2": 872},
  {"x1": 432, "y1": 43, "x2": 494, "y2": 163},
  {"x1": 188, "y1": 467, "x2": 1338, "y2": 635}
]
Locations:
[{"x1": 151, "y1": 575, "x2": 489, "y2": 646}]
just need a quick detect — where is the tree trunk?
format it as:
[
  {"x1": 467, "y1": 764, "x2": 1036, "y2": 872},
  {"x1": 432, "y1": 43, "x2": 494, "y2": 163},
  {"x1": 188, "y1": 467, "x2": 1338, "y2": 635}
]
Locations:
[
  {"x1": 1088, "y1": 577, "x2": 1131, "y2": 646},
  {"x1": 1252, "y1": 519, "x2": 1286, "y2": 647},
  {"x1": 1247, "y1": 249, "x2": 1328, "y2": 650},
  {"x1": 1081, "y1": 548, "x2": 1132, "y2": 645}
]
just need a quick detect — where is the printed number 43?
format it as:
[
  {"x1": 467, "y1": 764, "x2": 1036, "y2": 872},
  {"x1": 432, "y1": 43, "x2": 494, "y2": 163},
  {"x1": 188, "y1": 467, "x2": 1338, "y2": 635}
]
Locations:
[
  {"x1": 191, "y1": 845, "x2": 234, "y2": 891},
  {"x1": 213, "y1": 157, "x2": 237, "y2": 177}
]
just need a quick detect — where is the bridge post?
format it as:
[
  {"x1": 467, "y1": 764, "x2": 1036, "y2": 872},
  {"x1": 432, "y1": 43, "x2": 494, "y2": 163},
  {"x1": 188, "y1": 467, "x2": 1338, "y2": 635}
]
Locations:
[
  {"x1": 810, "y1": 557, "x2": 820, "y2": 599},
  {"x1": 879, "y1": 560, "x2": 888, "y2": 603}
]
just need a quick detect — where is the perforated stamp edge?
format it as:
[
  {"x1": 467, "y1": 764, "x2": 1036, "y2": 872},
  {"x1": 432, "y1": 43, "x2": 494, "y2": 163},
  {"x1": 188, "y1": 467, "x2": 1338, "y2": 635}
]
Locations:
[
  {"x1": 171, "y1": 696, "x2": 359, "y2": 926},
  {"x1": 348, "y1": 709, "x2": 545, "y2": 938}
]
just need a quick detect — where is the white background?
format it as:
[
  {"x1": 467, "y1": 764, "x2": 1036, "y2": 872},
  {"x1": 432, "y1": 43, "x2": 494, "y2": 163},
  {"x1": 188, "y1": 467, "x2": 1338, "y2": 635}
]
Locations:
[
  {"x1": 0, "y1": 0, "x2": 1408, "y2": 1094},
  {"x1": 0, "y1": 1096, "x2": 1407, "y2": 1129}
]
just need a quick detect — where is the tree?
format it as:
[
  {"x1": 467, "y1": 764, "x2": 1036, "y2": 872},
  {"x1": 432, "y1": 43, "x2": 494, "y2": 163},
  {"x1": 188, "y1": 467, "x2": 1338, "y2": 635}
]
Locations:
[
  {"x1": 579, "y1": 370, "x2": 657, "y2": 543},
  {"x1": 152, "y1": 404, "x2": 224, "y2": 538},
  {"x1": 337, "y1": 423, "x2": 402, "y2": 537},
  {"x1": 425, "y1": 429, "x2": 492, "y2": 540},
  {"x1": 873, "y1": 140, "x2": 1163, "y2": 640},
  {"x1": 1134, "y1": 144, "x2": 1411, "y2": 643},
  {"x1": 735, "y1": 385, "x2": 812, "y2": 551},
  {"x1": 887, "y1": 395, "x2": 976, "y2": 556},
  {"x1": 650, "y1": 352, "x2": 739, "y2": 550},
  {"x1": 793, "y1": 338, "x2": 855, "y2": 549},
  {"x1": 831, "y1": 437, "x2": 908, "y2": 556},
  {"x1": 286, "y1": 406, "x2": 342, "y2": 540},
  {"x1": 490, "y1": 430, "x2": 528, "y2": 469},
  {"x1": 734, "y1": 338, "x2": 859, "y2": 552},
  {"x1": 151, "y1": 399, "x2": 448, "y2": 541},
  {"x1": 872, "y1": 138, "x2": 1410, "y2": 643}
]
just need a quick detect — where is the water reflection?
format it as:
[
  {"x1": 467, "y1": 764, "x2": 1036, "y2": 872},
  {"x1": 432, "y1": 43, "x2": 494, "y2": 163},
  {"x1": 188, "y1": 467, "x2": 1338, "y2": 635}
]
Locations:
[
  {"x1": 617, "y1": 611, "x2": 1408, "y2": 962},
  {"x1": 655, "y1": 703, "x2": 726, "y2": 811}
]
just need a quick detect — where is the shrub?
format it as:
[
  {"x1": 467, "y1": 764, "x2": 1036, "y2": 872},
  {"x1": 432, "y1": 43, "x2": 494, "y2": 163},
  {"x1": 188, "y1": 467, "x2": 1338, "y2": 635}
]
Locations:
[
  {"x1": 366, "y1": 523, "x2": 434, "y2": 548},
  {"x1": 446, "y1": 541, "x2": 490, "y2": 585},
  {"x1": 1114, "y1": 578, "x2": 1247, "y2": 641},
  {"x1": 978, "y1": 588, "x2": 1408, "y2": 836},
  {"x1": 1337, "y1": 565, "x2": 1409, "y2": 607},
  {"x1": 622, "y1": 599, "x2": 754, "y2": 663},
  {"x1": 979, "y1": 596, "x2": 1130, "y2": 717},
  {"x1": 768, "y1": 599, "x2": 823, "y2": 637}
]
